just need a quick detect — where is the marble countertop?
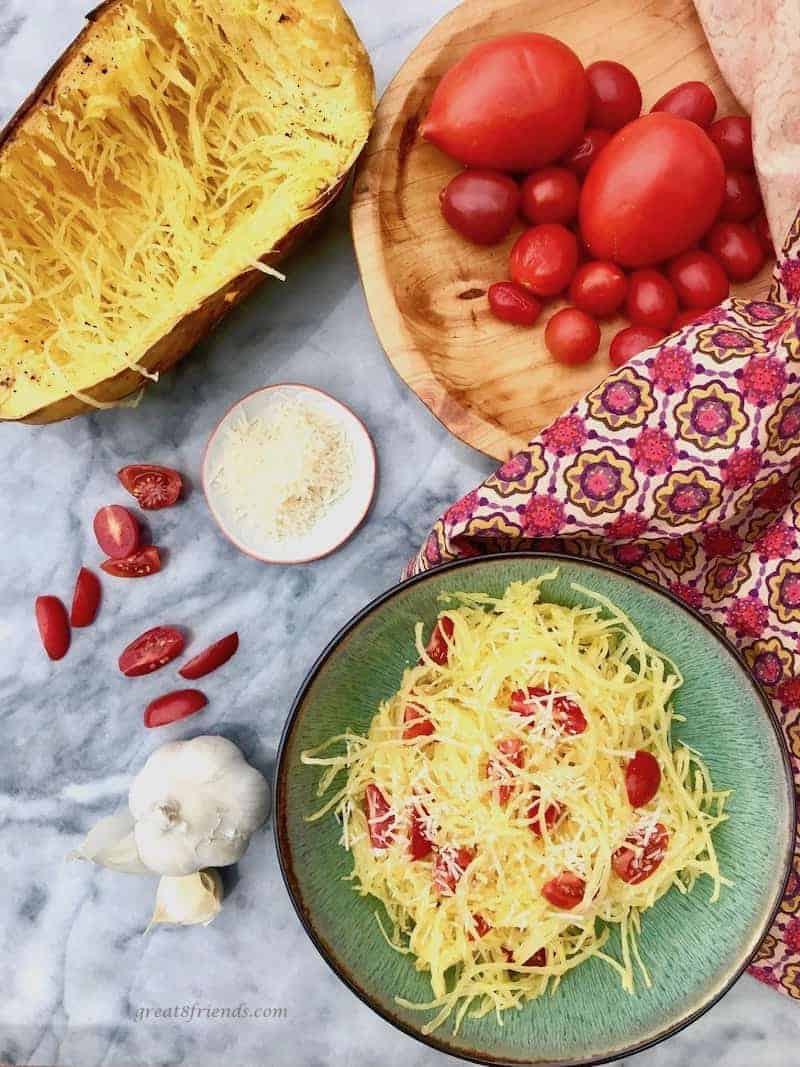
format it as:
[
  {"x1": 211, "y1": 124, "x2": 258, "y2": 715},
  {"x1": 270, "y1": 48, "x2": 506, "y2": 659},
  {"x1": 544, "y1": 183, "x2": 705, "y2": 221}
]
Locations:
[{"x1": 0, "y1": 2, "x2": 798, "y2": 1064}]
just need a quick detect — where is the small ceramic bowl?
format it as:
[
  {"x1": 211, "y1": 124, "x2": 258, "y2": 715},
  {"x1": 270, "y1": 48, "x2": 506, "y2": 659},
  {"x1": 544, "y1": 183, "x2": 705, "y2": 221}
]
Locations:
[
  {"x1": 275, "y1": 554, "x2": 795, "y2": 1067},
  {"x1": 202, "y1": 383, "x2": 376, "y2": 564}
]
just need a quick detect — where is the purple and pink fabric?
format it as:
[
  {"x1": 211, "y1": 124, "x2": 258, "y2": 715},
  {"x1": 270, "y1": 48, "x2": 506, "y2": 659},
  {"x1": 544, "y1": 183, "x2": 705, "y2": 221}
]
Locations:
[{"x1": 408, "y1": 0, "x2": 800, "y2": 998}]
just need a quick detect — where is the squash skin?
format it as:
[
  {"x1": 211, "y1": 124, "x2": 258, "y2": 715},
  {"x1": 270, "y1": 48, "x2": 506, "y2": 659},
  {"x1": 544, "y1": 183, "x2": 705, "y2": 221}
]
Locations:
[{"x1": 0, "y1": 0, "x2": 374, "y2": 424}]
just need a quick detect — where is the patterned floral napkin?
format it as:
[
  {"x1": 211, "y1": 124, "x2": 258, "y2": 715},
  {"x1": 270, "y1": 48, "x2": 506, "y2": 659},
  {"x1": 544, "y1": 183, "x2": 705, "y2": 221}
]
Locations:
[{"x1": 407, "y1": 1, "x2": 800, "y2": 999}]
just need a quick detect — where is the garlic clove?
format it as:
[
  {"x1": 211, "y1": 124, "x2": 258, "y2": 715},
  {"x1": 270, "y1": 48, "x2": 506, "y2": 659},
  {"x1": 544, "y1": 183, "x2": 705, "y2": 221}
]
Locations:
[
  {"x1": 146, "y1": 868, "x2": 224, "y2": 932},
  {"x1": 69, "y1": 810, "x2": 151, "y2": 874}
]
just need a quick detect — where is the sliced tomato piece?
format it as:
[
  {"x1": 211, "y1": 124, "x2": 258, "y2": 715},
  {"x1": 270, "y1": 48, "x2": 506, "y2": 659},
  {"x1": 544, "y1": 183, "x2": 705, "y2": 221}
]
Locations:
[
  {"x1": 365, "y1": 784, "x2": 395, "y2": 850},
  {"x1": 403, "y1": 701, "x2": 435, "y2": 740},
  {"x1": 509, "y1": 686, "x2": 587, "y2": 735},
  {"x1": 625, "y1": 750, "x2": 662, "y2": 808},
  {"x1": 118, "y1": 464, "x2": 182, "y2": 510},
  {"x1": 179, "y1": 632, "x2": 239, "y2": 680},
  {"x1": 432, "y1": 846, "x2": 475, "y2": 895},
  {"x1": 408, "y1": 805, "x2": 434, "y2": 860},
  {"x1": 487, "y1": 737, "x2": 524, "y2": 806},
  {"x1": 425, "y1": 615, "x2": 455, "y2": 665},
  {"x1": 470, "y1": 913, "x2": 492, "y2": 940},
  {"x1": 35, "y1": 596, "x2": 70, "y2": 661},
  {"x1": 541, "y1": 871, "x2": 585, "y2": 910},
  {"x1": 503, "y1": 946, "x2": 547, "y2": 967},
  {"x1": 528, "y1": 793, "x2": 565, "y2": 836},
  {"x1": 93, "y1": 505, "x2": 140, "y2": 560},
  {"x1": 100, "y1": 546, "x2": 161, "y2": 578},
  {"x1": 613, "y1": 822, "x2": 669, "y2": 884},
  {"x1": 119, "y1": 626, "x2": 185, "y2": 677},
  {"x1": 70, "y1": 567, "x2": 101, "y2": 628},
  {"x1": 144, "y1": 689, "x2": 207, "y2": 728}
]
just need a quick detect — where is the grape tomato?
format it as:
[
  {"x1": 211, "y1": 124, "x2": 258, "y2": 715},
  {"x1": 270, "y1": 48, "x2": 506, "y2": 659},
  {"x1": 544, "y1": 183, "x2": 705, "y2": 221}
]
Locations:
[
  {"x1": 440, "y1": 169, "x2": 521, "y2": 245},
  {"x1": 586, "y1": 60, "x2": 642, "y2": 131},
  {"x1": 545, "y1": 307, "x2": 600, "y2": 366},
  {"x1": 651, "y1": 81, "x2": 717, "y2": 127},
  {"x1": 510, "y1": 224, "x2": 579, "y2": 297},
  {"x1": 520, "y1": 167, "x2": 579, "y2": 226}
]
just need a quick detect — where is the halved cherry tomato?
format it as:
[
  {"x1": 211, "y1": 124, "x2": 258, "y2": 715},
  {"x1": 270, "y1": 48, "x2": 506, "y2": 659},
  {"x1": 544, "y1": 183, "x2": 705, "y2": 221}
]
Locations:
[
  {"x1": 93, "y1": 505, "x2": 140, "y2": 560},
  {"x1": 179, "y1": 632, "x2": 239, "y2": 679},
  {"x1": 144, "y1": 689, "x2": 207, "y2": 728},
  {"x1": 541, "y1": 871, "x2": 585, "y2": 910},
  {"x1": 625, "y1": 750, "x2": 662, "y2": 807},
  {"x1": 720, "y1": 170, "x2": 762, "y2": 222},
  {"x1": 562, "y1": 128, "x2": 611, "y2": 178},
  {"x1": 488, "y1": 282, "x2": 542, "y2": 327},
  {"x1": 119, "y1": 626, "x2": 185, "y2": 677},
  {"x1": 432, "y1": 846, "x2": 475, "y2": 895},
  {"x1": 35, "y1": 596, "x2": 70, "y2": 660},
  {"x1": 70, "y1": 567, "x2": 101, "y2": 628},
  {"x1": 118, "y1": 464, "x2": 182, "y2": 510},
  {"x1": 528, "y1": 792, "x2": 564, "y2": 836},
  {"x1": 100, "y1": 546, "x2": 162, "y2": 578},
  {"x1": 425, "y1": 615, "x2": 455, "y2": 665},
  {"x1": 706, "y1": 221, "x2": 765, "y2": 282},
  {"x1": 403, "y1": 702, "x2": 435, "y2": 740},
  {"x1": 509, "y1": 687, "x2": 587, "y2": 735},
  {"x1": 667, "y1": 251, "x2": 730, "y2": 309},
  {"x1": 510, "y1": 224, "x2": 578, "y2": 298},
  {"x1": 651, "y1": 81, "x2": 717, "y2": 127},
  {"x1": 568, "y1": 260, "x2": 627, "y2": 318},
  {"x1": 365, "y1": 784, "x2": 395, "y2": 850},
  {"x1": 440, "y1": 170, "x2": 521, "y2": 245},
  {"x1": 708, "y1": 116, "x2": 753, "y2": 171},
  {"x1": 487, "y1": 737, "x2": 524, "y2": 806},
  {"x1": 545, "y1": 307, "x2": 601, "y2": 366},
  {"x1": 609, "y1": 325, "x2": 665, "y2": 367},
  {"x1": 408, "y1": 805, "x2": 434, "y2": 860},
  {"x1": 625, "y1": 270, "x2": 678, "y2": 330},
  {"x1": 470, "y1": 913, "x2": 492, "y2": 939},
  {"x1": 586, "y1": 61, "x2": 642, "y2": 131},
  {"x1": 612, "y1": 822, "x2": 669, "y2": 884},
  {"x1": 753, "y1": 212, "x2": 775, "y2": 258},
  {"x1": 520, "y1": 167, "x2": 580, "y2": 226}
]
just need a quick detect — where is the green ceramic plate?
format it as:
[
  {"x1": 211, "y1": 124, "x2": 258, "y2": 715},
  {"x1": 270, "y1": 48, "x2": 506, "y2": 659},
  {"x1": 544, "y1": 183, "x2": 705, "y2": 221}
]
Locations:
[{"x1": 275, "y1": 555, "x2": 794, "y2": 1066}]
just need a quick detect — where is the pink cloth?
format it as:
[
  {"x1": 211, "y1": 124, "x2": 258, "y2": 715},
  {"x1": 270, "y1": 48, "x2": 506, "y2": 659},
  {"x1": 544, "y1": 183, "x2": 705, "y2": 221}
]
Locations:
[{"x1": 407, "y1": 2, "x2": 800, "y2": 998}]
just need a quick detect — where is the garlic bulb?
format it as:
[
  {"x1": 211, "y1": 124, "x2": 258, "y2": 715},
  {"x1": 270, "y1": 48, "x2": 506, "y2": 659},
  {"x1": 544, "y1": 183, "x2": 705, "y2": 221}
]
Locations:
[
  {"x1": 147, "y1": 869, "x2": 224, "y2": 931},
  {"x1": 128, "y1": 735, "x2": 271, "y2": 876},
  {"x1": 69, "y1": 809, "x2": 150, "y2": 874}
]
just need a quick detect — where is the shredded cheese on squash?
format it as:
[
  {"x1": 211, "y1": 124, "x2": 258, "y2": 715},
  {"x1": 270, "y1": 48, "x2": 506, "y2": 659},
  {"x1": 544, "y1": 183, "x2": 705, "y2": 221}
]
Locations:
[{"x1": 303, "y1": 574, "x2": 729, "y2": 1033}]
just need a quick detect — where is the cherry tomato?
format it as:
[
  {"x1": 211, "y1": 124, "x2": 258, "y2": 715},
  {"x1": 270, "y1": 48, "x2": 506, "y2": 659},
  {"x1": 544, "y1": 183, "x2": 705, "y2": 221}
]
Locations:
[
  {"x1": 420, "y1": 33, "x2": 589, "y2": 171},
  {"x1": 625, "y1": 750, "x2": 662, "y2": 807},
  {"x1": 580, "y1": 114, "x2": 725, "y2": 267},
  {"x1": 541, "y1": 871, "x2": 585, "y2": 910},
  {"x1": 671, "y1": 309, "x2": 703, "y2": 330},
  {"x1": 432, "y1": 846, "x2": 475, "y2": 895},
  {"x1": 586, "y1": 61, "x2": 642, "y2": 131},
  {"x1": 118, "y1": 464, "x2": 182, "y2": 510},
  {"x1": 562, "y1": 128, "x2": 611, "y2": 178},
  {"x1": 612, "y1": 822, "x2": 669, "y2": 884},
  {"x1": 528, "y1": 793, "x2": 564, "y2": 836},
  {"x1": 720, "y1": 170, "x2": 762, "y2": 222},
  {"x1": 625, "y1": 270, "x2": 678, "y2": 330},
  {"x1": 408, "y1": 805, "x2": 434, "y2": 860},
  {"x1": 70, "y1": 567, "x2": 101, "y2": 628},
  {"x1": 403, "y1": 702, "x2": 435, "y2": 740},
  {"x1": 569, "y1": 260, "x2": 627, "y2": 318},
  {"x1": 667, "y1": 250, "x2": 730, "y2": 309},
  {"x1": 706, "y1": 220, "x2": 765, "y2": 282},
  {"x1": 510, "y1": 224, "x2": 578, "y2": 297},
  {"x1": 144, "y1": 689, "x2": 207, "y2": 729},
  {"x1": 753, "y1": 212, "x2": 775, "y2": 258},
  {"x1": 470, "y1": 913, "x2": 492, "y2": 939},
  {"x1": 520, "y1": 167, "x2": 580, "y2": 225},
  {"x1": 544, "y1": 307, "x2": 600, "y2": 365},
  {"x1": 425, "y1": 615, "x2": 454, "y2": 665},
  {"x1": 488, "y1": 737, "x2": 524, "y2": 806},
  {"x1": 439, "y1": 170, "x2": 521, "y2": 245},
  {"x1": 35, "y1": 595, "x2": 70, "y2": 660},
  {"x1": 609, "y1": 325, "x2": 665, "y2": 367},
  {"x1": 364, "y1": 784, "x2": 395, "y2": 850},
  {"x1": 488, "y1": 282, "x2": 542, "y2": 327},
  {"x1": 651, "y1": 81, "x2": 717, "y2": 127},
  {"x1": 708, "y1": 116, "x2": 753, "y2": 171},
  {"x1": 100, "y1": 545, "x2": 162, "y2": 578},
  {"x1": 509, "y1": 687, "x2": 587, "y2": 734},
  {"x1": 119, "y1": 626, "x2": 186, "y2": 677},
  {"x1": 93, "y1": 505, "x2": 140, "y2": 560},
  {"x1": 179, "y1": 632, "x2": 239, "y2": 679}
]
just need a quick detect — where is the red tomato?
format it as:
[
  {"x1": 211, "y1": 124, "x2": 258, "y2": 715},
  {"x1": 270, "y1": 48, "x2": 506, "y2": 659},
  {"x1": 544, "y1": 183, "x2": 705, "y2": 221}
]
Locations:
[
  {"x1": 364, "y1": 784, "x2": 395, "y2": 850},
  {"x1": 625, "y1": 750, "x2": 662, "y2": 807},
  {"x1": 562, "y1": 128, "x2": 611, "y2": 178},
  {"x1": 510, "y1": 224, "x2": 578, "y2": 297},
  {"x1": 586, "y1": 61, "x2": 642, "y2": 131},
  {"x1": 520, "y1": 167, "x2": 580, "y2": 225},
  {"x1": 100, "y1": 545, "x2": 162, "y2": 578},
  {"x1": 118, "y1": 464, "x2": 182, "y2": 510},
  {"x1": 433, "y1": 846, "x2": 475, "y2": 895},
  {"x1": 667, "y1": 250, "x2": 730, "y2": 309},
  {"x1": 625, "y1": 270, "x2": 678, "y2": 330},
  {"x1": 541, "y1": 871, "x2": 585, "y2": 910},
  {"x1": 545, "y1": 307, "x2": 600, "y2": 365},
  {"x1": 502, "y1": 945, "x2": 547, "y2": 967},
  {"x1": 569, "y1": 260, "x2": 627, "y2": 318},
  {"x1": 612, "y1": 822, "x2": 669, "y2": 884},
  {"x1": 580, "y1": 114, "x2": 725, "y2": 267},
  {"x1": 93, "y1": 505, "x2": 140, "y2": 560},
  {"x1": 179, "y1": 632, "x2": 239, "y2": 680},
  {"x1": 470, "y1": 913, "x2": 492, "y2": 939},
  {"x1": 706, "y1": 221, "x2": 765, "y2": 282},
  {"x1": 144, "y1": 689, "x2": 207, "y2": 729},
  {"x1": 509, "y1": 687, "x2": 587, "y2": 735},
  {"x1": 488, "y1": 282, "x2": 542, "y2": 327},
  {"x1": 426, "y1": 615, "x2": 454, "y2": 665},
  {"x1": 708, "y1": 116, "x2": 753, "y2": 171},
  {"x1": 403, "y1": 702, "x2": 435, "y2": 740},
  {"x1": 119, "y1": 626, "x2": 186, "y2": 677},
  {"x1": 420, "y1": 33, "x2": 589, "y2": 171},
  {"x1": 35, "y1": 596, "x2": 70, "y2": 661},
  {"x1": 720, "y1": 170, "x2": 762, "y2": 222},
  {"x1": 752, "y1": 212, "x2": 775, "y2": 258},
  {"x1": 70, "y1": 567, "x2": 101, "y2": 628},
  {"x1": 609, "y1": 325, "x2": 665, "y2": 367},
  {"x1": 408, "y1": 805, "x2": 434, "y2": 860},
  {"x1": 528, "y1": 793, "x2": 564, "y2": 836},
  {"x1": 671, "y1": 309, "x2": 703, "y2": 330},
  {"x1": 651, "y1": 81, "x2": 717, "y2": 127},
  {"x1": 488, "y1": 737, "x2": 524, "y2": 806},
  {"x1": 440, "y1": 170, "x2": 521, "y2": 245}
]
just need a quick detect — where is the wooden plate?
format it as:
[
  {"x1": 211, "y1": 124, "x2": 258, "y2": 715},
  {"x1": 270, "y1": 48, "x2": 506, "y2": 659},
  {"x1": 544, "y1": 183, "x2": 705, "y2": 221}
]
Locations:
[{"x1": 351, "y1": 0, "x2": 772, "y2": 460}]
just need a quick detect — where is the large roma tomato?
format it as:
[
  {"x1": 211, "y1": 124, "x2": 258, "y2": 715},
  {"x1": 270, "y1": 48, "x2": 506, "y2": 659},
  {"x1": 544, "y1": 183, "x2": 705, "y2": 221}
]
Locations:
[
  {"x1": 579, "y1": 114, "x2": 725, "y2": 268},
  {"x1": 420, "y1": 34, "x2": 589, "y2": 171}
]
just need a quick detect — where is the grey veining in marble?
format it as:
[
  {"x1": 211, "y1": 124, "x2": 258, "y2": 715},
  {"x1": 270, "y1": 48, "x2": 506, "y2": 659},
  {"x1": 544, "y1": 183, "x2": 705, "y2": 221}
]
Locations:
[{"x1": 0, "y1": 2, "x2": 798, "y2": 1065}]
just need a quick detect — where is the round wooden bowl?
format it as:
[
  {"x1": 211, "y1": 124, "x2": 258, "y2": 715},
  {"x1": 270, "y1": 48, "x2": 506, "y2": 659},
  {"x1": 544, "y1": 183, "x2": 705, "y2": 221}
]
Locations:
[{"x1": 351, "y1": 0, "x2": 773, "y2": 461}]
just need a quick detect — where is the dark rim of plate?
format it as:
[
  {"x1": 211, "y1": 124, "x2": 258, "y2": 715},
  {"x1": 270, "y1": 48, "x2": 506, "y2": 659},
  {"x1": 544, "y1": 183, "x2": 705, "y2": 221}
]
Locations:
[{"x1": 273, "y1": 551, "x2": 797, "y2": 1067}]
